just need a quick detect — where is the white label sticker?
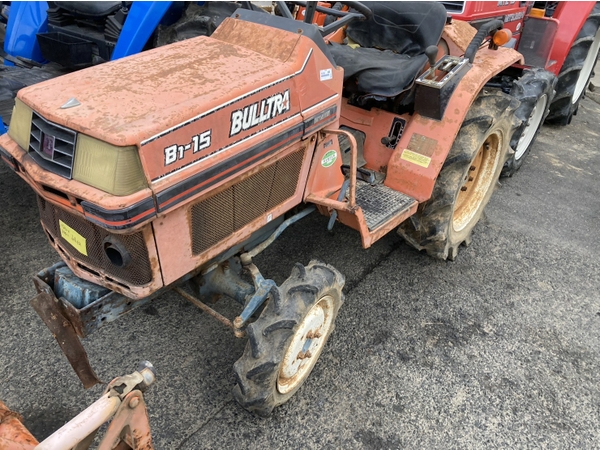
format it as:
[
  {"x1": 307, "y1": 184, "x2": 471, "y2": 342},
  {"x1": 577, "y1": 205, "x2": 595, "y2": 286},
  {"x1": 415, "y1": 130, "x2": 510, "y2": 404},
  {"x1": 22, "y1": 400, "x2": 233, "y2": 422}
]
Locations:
[
  {"x1": 320, "y1": 68, "x2": 333, "y2": 81},
  {"x1": 266, "y1": 213, "x2": 273, "y2": 223}
]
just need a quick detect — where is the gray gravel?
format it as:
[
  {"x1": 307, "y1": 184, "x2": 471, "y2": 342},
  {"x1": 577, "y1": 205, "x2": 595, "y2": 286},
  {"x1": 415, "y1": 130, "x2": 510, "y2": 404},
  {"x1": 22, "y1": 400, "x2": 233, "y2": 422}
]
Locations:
[{"x1": 1, "y1": 91, "x2": 599, "y2": 448}]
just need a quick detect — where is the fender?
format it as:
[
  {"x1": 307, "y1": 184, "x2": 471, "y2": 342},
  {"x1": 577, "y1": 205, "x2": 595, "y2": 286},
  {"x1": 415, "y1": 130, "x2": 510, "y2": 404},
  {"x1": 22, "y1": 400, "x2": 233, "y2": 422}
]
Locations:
[
  {"x1": 3, "y1": 1, "x2": 177, "y2": 65},
  {"x1": 546, "y1": 2, "x2": 597, "y2": 76},
  {"x1": 111, "y1": 1, "x2": 174, "y2": 60},
  {"x1": 384, "y1": 46, "x2": 523, "y2": 202},
  {"x1": 3, "y1": 1, "x2": 48, "y2": 66}
]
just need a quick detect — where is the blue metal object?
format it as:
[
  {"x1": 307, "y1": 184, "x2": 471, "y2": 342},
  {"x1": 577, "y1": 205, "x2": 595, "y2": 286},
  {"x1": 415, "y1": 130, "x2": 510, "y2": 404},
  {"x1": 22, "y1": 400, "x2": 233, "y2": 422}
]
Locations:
[
  {"x1": 239, "y1": 267, "x2": 277, "y2": 324},
  {"x1": 32, "y1": 262, "x2": 155, "y2": 337},
  {"x1": 197, "y1": 258, "x2": 254, "y2": 305},
  {"x1": 233, "y1": 207, "x2": 317, "y2": 329},
  {"x1": 111, "y1": 1, "x2": 174, "y2": 60},
  {"x1": 0, "y1": 117, "x2": 6, "y2": 135},
  {"x1": 54, "y1": 266, "x2": 110, "y2": 309},
  {"x1": 3, "y1": 1, "x2": 177, "y2": 65},
  {"x1": 31, "y1": 262, "x2": 158, "y2": 388},
  {"x1": 3, "y1": 1, "x2": 48, "y2": 66},
  {"x1": 187, "y1": 208, "x2": 316, "y2": 333}
]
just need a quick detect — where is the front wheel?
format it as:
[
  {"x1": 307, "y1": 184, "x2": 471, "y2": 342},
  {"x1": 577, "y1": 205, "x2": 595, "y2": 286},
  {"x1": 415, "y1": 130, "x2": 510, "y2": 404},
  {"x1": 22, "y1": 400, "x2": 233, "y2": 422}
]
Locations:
[
  {"x1": 233, "y1": 261, "x2": 344, "y2": 416},
  {"x1": 398, "y1": 91, "x2": 519, "y2": 260}
]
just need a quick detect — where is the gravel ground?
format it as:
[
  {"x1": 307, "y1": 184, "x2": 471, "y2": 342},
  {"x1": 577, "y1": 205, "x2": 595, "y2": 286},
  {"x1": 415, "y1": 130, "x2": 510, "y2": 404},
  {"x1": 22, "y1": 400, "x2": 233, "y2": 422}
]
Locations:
[{"x1": 0, "y1": 85, "x2": 599, "y2": 448}]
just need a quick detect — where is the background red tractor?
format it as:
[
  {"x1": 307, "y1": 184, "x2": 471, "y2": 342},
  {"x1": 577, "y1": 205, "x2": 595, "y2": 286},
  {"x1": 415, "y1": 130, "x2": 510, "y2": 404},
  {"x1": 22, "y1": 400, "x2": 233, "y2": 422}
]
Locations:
[{"x1": 441, "y1": 1, "x2": 600, "y2": 175}]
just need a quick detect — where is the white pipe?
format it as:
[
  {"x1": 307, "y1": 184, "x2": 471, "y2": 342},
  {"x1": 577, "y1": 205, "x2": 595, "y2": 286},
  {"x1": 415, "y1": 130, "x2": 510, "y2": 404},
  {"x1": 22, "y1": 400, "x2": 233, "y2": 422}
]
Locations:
[{"x1": 35, "y1": 393, "x2": 121, "y2": 450}]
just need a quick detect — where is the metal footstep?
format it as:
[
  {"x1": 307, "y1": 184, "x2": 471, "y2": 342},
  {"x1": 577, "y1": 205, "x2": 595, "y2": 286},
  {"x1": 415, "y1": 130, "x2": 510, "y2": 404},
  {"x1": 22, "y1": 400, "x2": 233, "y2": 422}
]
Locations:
[{"x1": 354, "y1": 181, "x2": 417, "y2": 231}]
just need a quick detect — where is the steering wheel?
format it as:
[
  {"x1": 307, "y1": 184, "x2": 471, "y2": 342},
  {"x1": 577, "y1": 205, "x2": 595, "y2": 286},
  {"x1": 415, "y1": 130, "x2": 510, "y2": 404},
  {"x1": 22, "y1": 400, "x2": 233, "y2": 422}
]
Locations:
[{"x1": 276, "y1": 1, "x2": 373, "y2": 36}]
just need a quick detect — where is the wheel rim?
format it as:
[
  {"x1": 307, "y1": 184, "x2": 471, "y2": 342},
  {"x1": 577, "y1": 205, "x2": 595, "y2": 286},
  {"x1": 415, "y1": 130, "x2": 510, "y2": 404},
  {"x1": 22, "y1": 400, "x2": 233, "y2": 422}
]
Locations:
[
  {"x1": 573, "y1": 27, "x2": 600, "y2": 104},
  {"x1": 452, "y1": 132, "x2": 501, "y2": 232},
  {"x1": 514, "y1": 94, "x2": 547, "y2": 160},
  {"x1": 277, "y1": 294, "x2": 335, "y2": 395}
]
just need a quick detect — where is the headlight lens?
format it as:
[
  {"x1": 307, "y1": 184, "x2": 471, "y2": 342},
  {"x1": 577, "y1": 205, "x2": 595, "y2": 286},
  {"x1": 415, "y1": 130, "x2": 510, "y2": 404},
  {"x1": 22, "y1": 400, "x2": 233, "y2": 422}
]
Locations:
[
  {"x1": 73, "y1": 134, "x2": 147, "y2": 196},
  {"x1": 8, "y1": 98, "x2": 33, "y2": 150}
]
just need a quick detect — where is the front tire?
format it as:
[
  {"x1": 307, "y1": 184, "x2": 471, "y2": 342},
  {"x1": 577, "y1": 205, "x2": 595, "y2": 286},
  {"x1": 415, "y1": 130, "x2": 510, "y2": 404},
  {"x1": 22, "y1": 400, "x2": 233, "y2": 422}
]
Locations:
[
  {"x1": 398, "y1": 91, "x2": 519, "y2": 260},
  {"x1": 233, "y1": 261, "x2": 344, "y2": 416},
  {"x1": 546, "y1": 3, "x2": 600, "y2": 125}
]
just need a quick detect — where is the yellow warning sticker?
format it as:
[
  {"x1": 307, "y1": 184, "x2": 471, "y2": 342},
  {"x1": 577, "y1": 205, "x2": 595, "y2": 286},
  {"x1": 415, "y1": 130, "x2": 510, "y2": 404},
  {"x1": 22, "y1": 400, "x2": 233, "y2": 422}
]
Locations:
[
  {"x1": 401, "y1": 149, "x2": 432, "y2": 168},
  {"x1": 59, "y1": 220, "x2": 88, "y2": 256}
]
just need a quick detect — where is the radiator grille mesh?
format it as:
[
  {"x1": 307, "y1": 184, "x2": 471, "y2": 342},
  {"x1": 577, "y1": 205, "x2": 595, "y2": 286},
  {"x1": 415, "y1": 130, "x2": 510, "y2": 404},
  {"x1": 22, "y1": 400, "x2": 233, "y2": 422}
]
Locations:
[
  {"x1": 191, "y1": 149, "x2": 305, "y2": 255},
  {"x1": 37, "y1": 197, "x2": 152, "y2": 286}
]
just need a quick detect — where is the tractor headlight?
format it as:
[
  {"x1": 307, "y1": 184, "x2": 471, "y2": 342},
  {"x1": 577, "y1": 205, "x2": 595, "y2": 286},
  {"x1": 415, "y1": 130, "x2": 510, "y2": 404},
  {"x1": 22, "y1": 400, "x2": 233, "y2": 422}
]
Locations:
[
  {"x1": 73, "y1": 134, "x2": 147, "y2": 196},
  {"x1": 8, "y1": 98, "x2": 33, "y2": 151}
]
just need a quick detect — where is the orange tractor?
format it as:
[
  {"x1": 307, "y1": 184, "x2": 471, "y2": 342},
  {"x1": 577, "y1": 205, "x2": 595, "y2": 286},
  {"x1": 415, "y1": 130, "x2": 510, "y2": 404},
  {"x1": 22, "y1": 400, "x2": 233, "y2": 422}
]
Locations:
[{"x1": 1, "y1": 2, "x2": 524, "y2": 416}]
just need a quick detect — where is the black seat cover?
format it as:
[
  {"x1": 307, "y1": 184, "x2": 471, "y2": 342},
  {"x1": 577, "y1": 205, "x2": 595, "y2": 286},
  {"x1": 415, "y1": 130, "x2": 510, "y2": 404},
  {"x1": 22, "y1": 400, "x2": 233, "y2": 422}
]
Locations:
[
  {"x1": 54, "y1": 2, "x2": 123, "y2": 17},
  {"x1": 329, "y1": 1, "x2": 448, "y2": 98}
]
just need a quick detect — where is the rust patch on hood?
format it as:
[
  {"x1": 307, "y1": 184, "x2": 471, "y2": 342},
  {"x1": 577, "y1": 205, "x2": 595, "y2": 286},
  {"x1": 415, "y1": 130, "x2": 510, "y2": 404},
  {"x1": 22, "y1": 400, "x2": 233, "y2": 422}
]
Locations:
[{"x1": 18, "y1": 29, "x2": 296, "y2": 147}]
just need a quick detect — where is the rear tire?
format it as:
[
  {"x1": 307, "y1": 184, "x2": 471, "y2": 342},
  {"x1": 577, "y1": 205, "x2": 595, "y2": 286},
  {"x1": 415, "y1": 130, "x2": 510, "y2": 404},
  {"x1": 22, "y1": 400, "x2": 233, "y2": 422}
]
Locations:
[
  {"x1": 398, "y1": 91, "x2": 519, "y2": 260},
  {"x1": 233, "y1": 261, "x2": 344, "y2": 416},
  {"x1": 546, "y1": 2, "x2": 600, "y2": 125},
  {"x1": 502, "y1": 68, "x2": 556, "y2": 177}
]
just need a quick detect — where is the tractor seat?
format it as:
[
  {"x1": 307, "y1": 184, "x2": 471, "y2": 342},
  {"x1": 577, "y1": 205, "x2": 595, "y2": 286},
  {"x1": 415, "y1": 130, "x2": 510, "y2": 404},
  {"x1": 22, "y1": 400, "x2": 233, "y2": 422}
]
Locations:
[{"x1": 329, "y1": 1, "x2": 448, "y2": 99}]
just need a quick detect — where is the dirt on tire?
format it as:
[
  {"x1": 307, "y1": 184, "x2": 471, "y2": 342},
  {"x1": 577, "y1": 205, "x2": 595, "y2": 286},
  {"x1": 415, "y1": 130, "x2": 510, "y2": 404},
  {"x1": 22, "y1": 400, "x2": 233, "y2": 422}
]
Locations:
[
  {"x1": 232, "y1": 261, "x2": 344, "y2": 416},
  {"x1": 398, "y1": 91, "x2": 519, "y2": 260}
]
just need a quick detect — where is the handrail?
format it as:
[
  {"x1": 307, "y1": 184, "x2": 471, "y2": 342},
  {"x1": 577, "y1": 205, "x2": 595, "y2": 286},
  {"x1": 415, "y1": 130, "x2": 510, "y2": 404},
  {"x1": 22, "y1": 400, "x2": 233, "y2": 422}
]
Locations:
[{"x1": 323, "y1": 128, "x2": 358, "y2": 208}]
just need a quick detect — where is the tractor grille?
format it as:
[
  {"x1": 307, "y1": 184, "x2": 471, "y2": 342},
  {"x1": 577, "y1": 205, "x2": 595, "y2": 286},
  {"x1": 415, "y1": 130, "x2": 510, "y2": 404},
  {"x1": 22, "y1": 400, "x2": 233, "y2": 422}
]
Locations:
[
  {"x1": 191, "y1": 149, "x2": 305, "y2": 255},
  {"x1": 37, "y1": 197, "x2": 153, "y2": 286},
  {"x1": 29, "y1": 111, "x2": 76, "y2": 179}
]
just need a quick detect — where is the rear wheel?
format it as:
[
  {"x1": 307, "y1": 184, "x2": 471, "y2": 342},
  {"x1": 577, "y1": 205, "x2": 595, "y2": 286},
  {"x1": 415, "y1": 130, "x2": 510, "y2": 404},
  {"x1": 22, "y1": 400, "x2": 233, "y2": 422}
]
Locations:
[
  {"x1": 398, "y1": 91, "x2": 519, "y2": 260},
  {"x1": 546, "y1": 3, "x2": 600, "y2": 125},
  {"x1": 233, "y1": 261, "x2": 344, "y2": 416},
  {"x1": 502, "y1": 68, "x2": 556, "y2": 177}
]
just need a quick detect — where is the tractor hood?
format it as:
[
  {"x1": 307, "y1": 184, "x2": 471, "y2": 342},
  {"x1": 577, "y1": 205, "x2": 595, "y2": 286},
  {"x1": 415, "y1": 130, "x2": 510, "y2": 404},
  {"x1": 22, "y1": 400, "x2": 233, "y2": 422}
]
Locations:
[
  {"x1": 16, "y1": 26, "x2": 301, "y2": 148},
  {"x1": 2, "y1": 16, "x2": 342, "y2": 226}
]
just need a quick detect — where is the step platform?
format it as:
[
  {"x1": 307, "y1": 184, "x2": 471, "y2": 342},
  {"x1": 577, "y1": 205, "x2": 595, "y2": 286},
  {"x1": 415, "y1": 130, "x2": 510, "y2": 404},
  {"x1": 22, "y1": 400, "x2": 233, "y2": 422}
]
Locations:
[{"x1": 354, "y1": 181, "x2": 417, "y2": 231}]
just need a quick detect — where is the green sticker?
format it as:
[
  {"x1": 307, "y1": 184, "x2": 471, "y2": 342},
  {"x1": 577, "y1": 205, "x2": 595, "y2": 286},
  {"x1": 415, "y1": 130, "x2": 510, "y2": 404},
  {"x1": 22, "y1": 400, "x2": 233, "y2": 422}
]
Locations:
[{"x1": 321, "y1": 150, "x2": 337, "y2": 167}]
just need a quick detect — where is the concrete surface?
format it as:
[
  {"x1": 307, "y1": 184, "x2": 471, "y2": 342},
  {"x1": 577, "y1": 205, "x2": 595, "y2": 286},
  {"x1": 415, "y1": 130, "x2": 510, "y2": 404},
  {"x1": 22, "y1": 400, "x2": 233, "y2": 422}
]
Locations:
[
  {"x1": 586, "y1": 56, "x2": 600, "y2": 104},
  {"x1": 1, "y1": 93, "x2": 600, "y2": 448}
]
